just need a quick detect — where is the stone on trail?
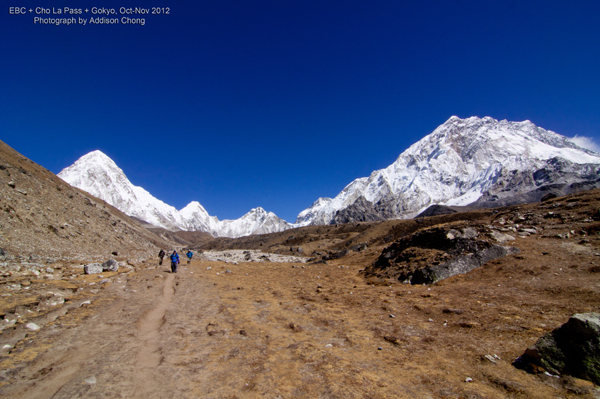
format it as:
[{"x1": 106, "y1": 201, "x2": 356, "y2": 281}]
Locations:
[
  {"x1": 84, "y1": 263, "x2": 103, "y2": 274},
  {"x1": 84, "y1": 376, "x2": 97, "y2": 384},
  {"x1": 513, "y1": 313, "x2": 600, "y2": 384},
  {"x1": 26, "y1": 322, "x2": 40, "y2": 331},
  {"x1": 102, "y1": 259, "x2": 119, "y2": 272}
]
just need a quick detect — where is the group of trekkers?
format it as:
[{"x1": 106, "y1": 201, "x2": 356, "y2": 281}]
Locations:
[{"x1": 157, "y1": 248, "x2": 194, "y2": 273}]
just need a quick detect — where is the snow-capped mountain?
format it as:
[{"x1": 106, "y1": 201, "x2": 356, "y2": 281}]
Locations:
[
  {"x1": 295, "y1": 197, "x2": 333, "y2": 225},
  {"x1": 58, "y1": 116, "x2": 600, "y2": 236},
  {"x1": 295, "y1": 116, "x2": 600, "y2": 225},
  {"x1": 58, "y1": 151, "x2": 292, "y2": 238}
]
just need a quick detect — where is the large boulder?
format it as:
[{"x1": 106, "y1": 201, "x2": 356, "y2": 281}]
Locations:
[
  {"x1": 513, "y1": 313, "x2": 600, "y2": 384},
  {"x1": 411, "y1": 245, "x2": 520, "y2": 285},
  {"x1": 363, "y1": 224, "x2": 519, "y2": 284},
  {"x1": 102, "y1": 259, "x2": 119, "y2": 272},
  {"x1": 84, "y1": 263, "x2": 103, "y2": 274}
]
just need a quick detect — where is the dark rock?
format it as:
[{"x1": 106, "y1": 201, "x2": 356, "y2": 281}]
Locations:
[
  {"x1": 101, "y1": 259, "x2": 119, "y2": 272},
  {"x1": 350, "y1": 243, "x2": 368, "y2": 252},
  {"x1": 330, "y1": 196, "x2": 395, "y2": 224},
  {"x1": 323, "y1": 249, "x2": 348, "y2": 261},
  {"x1": 442, "y1": 308, "x2": 465, "y2": 315},
  {"x1": 365, "y1": 222, "x2": 520, "y2": 285},
  {"x1": 513, "y1": 313, "x2": 600, "y2": 384},
  {"x1": 411, "y1": 245, "x2": 520, "y2": 285},
  {"x1": 472, "y1": 163, "x2": 600, "y2": 209},
  {"x1": 416, "y1": 205, "x2": 459, "y2": 218},
  {"x1": 541, "y1": 193, "x2": 558, "y2": 202}
]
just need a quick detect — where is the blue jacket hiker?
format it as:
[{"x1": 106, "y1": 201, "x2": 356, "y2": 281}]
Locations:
[
  {"x1": 186, "y1": 250, "x2": 193, "y2": 264},
  {"x1": 170, "y1": 250, "x2": 180, "y2": 273}
]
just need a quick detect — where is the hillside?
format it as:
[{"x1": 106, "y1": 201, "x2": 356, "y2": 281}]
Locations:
[{"x1": 0, "y1": 140, "x2": 170, "y2": 261}]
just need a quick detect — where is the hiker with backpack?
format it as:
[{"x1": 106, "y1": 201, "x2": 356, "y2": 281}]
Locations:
[
  {"x1": 186, "y1": 250, "x2": 193, "y2": 264},
  {"x1": 170, "y1": 250, "x2": 180, "y2": 273},
  {"x1": 158, "y1": 249, "x2": 165, "y2": 265}
]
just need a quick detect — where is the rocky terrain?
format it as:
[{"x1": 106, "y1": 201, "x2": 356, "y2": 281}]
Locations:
[{"x1": 2, "y1": 182, "x2": 600, "y2": 397}]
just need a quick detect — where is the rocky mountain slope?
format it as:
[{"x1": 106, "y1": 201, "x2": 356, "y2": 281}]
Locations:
[
  {"x1": 58, "y1": 151, "x2": 293, "y2": 238},
  {"x1": 0, "y1": 140, "x2": 170, "y2": 262},
  {"x1": 296, "y1": 116, "x2": 600, "y2": 225}
]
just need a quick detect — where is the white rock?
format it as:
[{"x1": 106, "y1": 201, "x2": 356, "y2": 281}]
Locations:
[{"x1": 490, "y1": 230, "x2": 515, "y2": 243}]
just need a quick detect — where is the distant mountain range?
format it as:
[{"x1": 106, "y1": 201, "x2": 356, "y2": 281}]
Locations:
[
  {"x1": 58, "y1": 116, "x2": 600, "y2": 237},
  {"x1": 57, "y1": 151, "x2": 292, "y2": 238}
]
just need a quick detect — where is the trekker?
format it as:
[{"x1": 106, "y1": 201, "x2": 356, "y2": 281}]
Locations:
[
  {"x1": 158, "y1": 249, "x2": 165, "y2": 265},
  {"x1": 170, "y1": 250, "x2": 180, "y2": 273},
  {"x1": 186, "y1": 250, "x2": 193, "y2": 264}
]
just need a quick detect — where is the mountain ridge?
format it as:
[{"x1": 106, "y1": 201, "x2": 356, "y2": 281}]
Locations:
[
  {"x1": 301, "y1": 116, "x2": 600, "y2": 225},
  {"x1": 58, "y1": 151, "x2": 293, "y2": 238},
  {"x1": 58, "y1": 116, "x2": 600, "y2": 235}
]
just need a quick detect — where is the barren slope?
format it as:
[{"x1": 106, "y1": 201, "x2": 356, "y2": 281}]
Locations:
[
  {"x1": 1, "y1": 190, "x2": 600, "y2": 397},
  {"x1": 0, "y1": 139, "x2": 170, "y2": 261}
]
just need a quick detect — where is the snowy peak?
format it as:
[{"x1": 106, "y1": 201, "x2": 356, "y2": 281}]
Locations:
[
  {"x1": 59, "y1": 116, "x2": 600, "y2": 236},
  {"x1": 432, "y1": 116, "x2": 597, "y2": 163},
  {"x1": 217, "y1": 207, "x2": 292, "y2": 238},
  {"x1": 295, "y1": 197, "x2": 332, "y2": 225},
  {"x1": 297, "y1": 116, "x2": 600, "y2": 225},
  {"x1": 59, "y1": 151, "x2": 184, "y2": 230},
  {"x1": 58, "y1": 152, "x2": 293, "y2": 238},
  {"x1": 180, "y1": 201, "x2": 209, "y2": 218},
  {"x1": 76, "y1": 150, "x2": 115, "y2": 164}
]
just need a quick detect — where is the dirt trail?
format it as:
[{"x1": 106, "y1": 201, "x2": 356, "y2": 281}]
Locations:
[
  {"x1": 0, "y1": 266, "x2": 220, "y2": 398},
  {"x1": 1, "y1": 240, "x2": 600, "y2": 398},
  {"x1": 134, "y1": 273, "x2": 175, "y2": 393}
]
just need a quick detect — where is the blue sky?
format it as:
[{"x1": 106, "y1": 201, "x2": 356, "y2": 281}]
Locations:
[{"x1": 2, "y1": 1, "x2": 600, "y2": 222}]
